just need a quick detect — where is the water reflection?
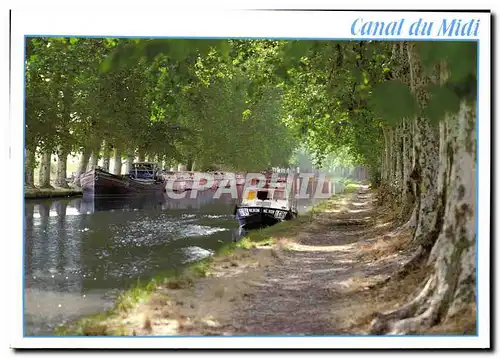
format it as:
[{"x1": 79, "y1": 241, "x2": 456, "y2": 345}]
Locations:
[
  {"x1": 24, "y1": 190, "x2": 240, "y2": 336},
  {"x1": 24, "y1": 181, "x2": 336, "y2": 336}
]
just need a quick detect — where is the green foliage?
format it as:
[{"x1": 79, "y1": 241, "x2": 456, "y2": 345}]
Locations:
[
  {"x1": 417, "y1": 42, "x2": 477, "y2": 104},
  {"x1": 370, "y1": 79, "x2": 419, "y2": 125},
  {"x1": 26, "y1": 37, "x2": 297, "y2": 171},
  {"x1": 25, "y1": 38, "x2": 476, "y2": 177},
  {"x1": 101, "y1": 39, "x2": 231, "y2": 73},
  {"x1": 281, "y1": 40, "x2": 314, "y2": 66},
  {"x1": 425, "y1": 84, "x2": 461, "y2": 124},
  {"x1": 417, "y1": 42, "x2": 477, "y2": 83}
]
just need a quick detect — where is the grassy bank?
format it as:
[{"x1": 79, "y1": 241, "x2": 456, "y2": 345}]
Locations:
[
  {"x1": 25, "y1": 187, "x2": 83, "y2": 199},
  {"x1": 55, "y1": 183, "x2": 361, "y2": 336}
]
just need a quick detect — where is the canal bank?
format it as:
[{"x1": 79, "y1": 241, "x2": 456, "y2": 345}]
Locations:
[{"x1": 25, "y1": 186, "x2": 83, "y2": 199}]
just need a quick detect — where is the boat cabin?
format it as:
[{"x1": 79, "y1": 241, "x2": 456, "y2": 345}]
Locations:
[
  {"x1": 240, "y1": 186, "x2": 295, "y2": 212},
  {"x1": 129, "y1": 162, "x2": 160, "y2": 180}
]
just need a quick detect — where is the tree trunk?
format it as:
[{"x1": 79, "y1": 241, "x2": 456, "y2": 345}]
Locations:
[
  {"x1": 54, "y1": 147, "x2": 70, "y2": 188},
  {"x1": 87, "y1": 141, "x2": 101, "y2": 171},
  {"x1": 388, "y1": 128, "x2": 395, "y2": 187},
  {"x1": 428, "y1": 100, "x2": 476, "y2": 315},
  {"x1": 401, "y1": 118, "x2": 416, "y2": 218},
  {"x1": 112, "y1": 149, "x2": 122, "y2": 175},
  {"x1": 125, "y1": 154, "x2": 134, "y2": 174},
  {"x1": 398, "y1": 43, "x2": 424, "y2": 231},
  {"x1": 402, "y1": 44, "x2": 441, "y2": 246},
  {"x1": 102, "y1": 141, "x2": 112, "y2": 171},
  {"x1": 73, "y1": 147, "x2": 91, "y2": 186},
  {"x1": 370, "y1": 43, "x2": 476, "y2": 334},
  {"x1": 87, "y1": 153, "x2": 95, "y2": 171},
  {"x1": 78, "y1": 149, "x2": 91, "y2": 174},
  {"x1": 382, "y1": 127, "x2": 390, "y2": 185},
  {"x1": 88, "y1": 152, "x2": 98, "y2": 171},
  {"x1": 370, "y1": 100, "x2": 476, "y2": 334},
  {"x1": 138, "y1": 150, "x2": 146, "y2": 162},
  {"x1": 411, "y1": 119, "x2": 440, "y2": 251},
  {"x1": 38, "y1": 151, "x2": 52, "y2": 188},
  {"x1": 25, "y1": 149, "x2": 36, "y2": 188},
  {"x1": 394, "y1": 125, "x2": 403, "y2": 198}
]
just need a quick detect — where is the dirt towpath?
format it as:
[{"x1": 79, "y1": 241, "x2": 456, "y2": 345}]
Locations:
[{"x1": 106, "y1": 186, "x2": 418, "y2": 336}]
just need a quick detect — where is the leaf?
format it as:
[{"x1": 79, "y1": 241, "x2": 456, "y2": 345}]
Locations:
[
  {"x1": 416, "y1": 42, "x2": 441, "y2": 71},
  {"x1": 275, "y1": 64, "x2": 289, "y2": 81},
  {"x1": 446, "y1": 42, "x2": 477, "y2": 83},
  {"x1": 424, "y1": 84, "x2": 461, "y2": 124},
  {"x1": 416, "y1": 42, "x2": 477, "y2": 83},
  {"x1": 283, "y1": 40, "x2": 313, "y2": 63},
  {"x1": 100, "y1": 54, "x2": 114, "y2": 73},
  {"x1": 353, "y1": 68, "x2": 362, "y2": 83},
  {"x1": 369, "y1": 80, "x2": 419, "y2": 125},
  {"x1": 217, "y1": 40, "x2": 231, "y2": 58}
]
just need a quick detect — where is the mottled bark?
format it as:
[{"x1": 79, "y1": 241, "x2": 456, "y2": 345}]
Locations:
[
  {"x1": 54, "y1": 147, "x2": 70, "y2": 188},
  {"x1": 25, "y1": 149, "x2": 36, "y2": 188},
  {"x1": 88, "y1": 152, "x2": 99, "y2": 171},
  {"x1": 407, "y1": 44, "x2": 441, "y2": 251},
  {"x1": 394, "y1": 125, "x2": 403, "y2": 198},
  {"x1": 401, "y1": 118, "x2": 415, "y2": 216},
  {"x1": 411, "y1": 119, "x2": 440, "y2": 250},
  {"x1": 389, "y1": 128, "x2": 395, "y2": 186},
  {"x1": 38, "y1": 151, "x2": 52, "y2": 188},
  {"x1": 371, "y1": 42, "x2": 476, "y2": 333},
  {"x1": 381, "y1": 127, "x2": 390, "y2": 184},
  {"x1": 112, "y1": 149, "x2": 122, "y2": 175},
  {"x1": 74, "y1": 147, "x2": 91, "y2": 186},
  {"x1": 427, "y1": 100, "x2": 476, "y2": 317},
  {"x1": 87, "y1": 141, "x2": 102, "y2": 171},
  {"x1": 371, "y1": 100, "x2": 476, "y2": 334},
  {"x1": 102, "y1": 141, "x2": 112, "y2": 172},
  {"x1": 399, "y1": 44, "x2": 427, "y2": 232},
  {"x1": 125, "y1": 154, "x2": 134, "y2": 174},
  {"x1": 400, "y1": 118, "x2": 419, "y2": 232}
]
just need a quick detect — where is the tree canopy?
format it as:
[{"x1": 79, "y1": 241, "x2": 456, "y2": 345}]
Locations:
[{"x1": 25, "y1": 38, "x2": 476, "y2": 177}]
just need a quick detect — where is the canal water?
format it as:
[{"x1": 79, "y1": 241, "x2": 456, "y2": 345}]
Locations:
[{"x1": 24, "y1": 181, "x2": 335, "y2": 336}]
